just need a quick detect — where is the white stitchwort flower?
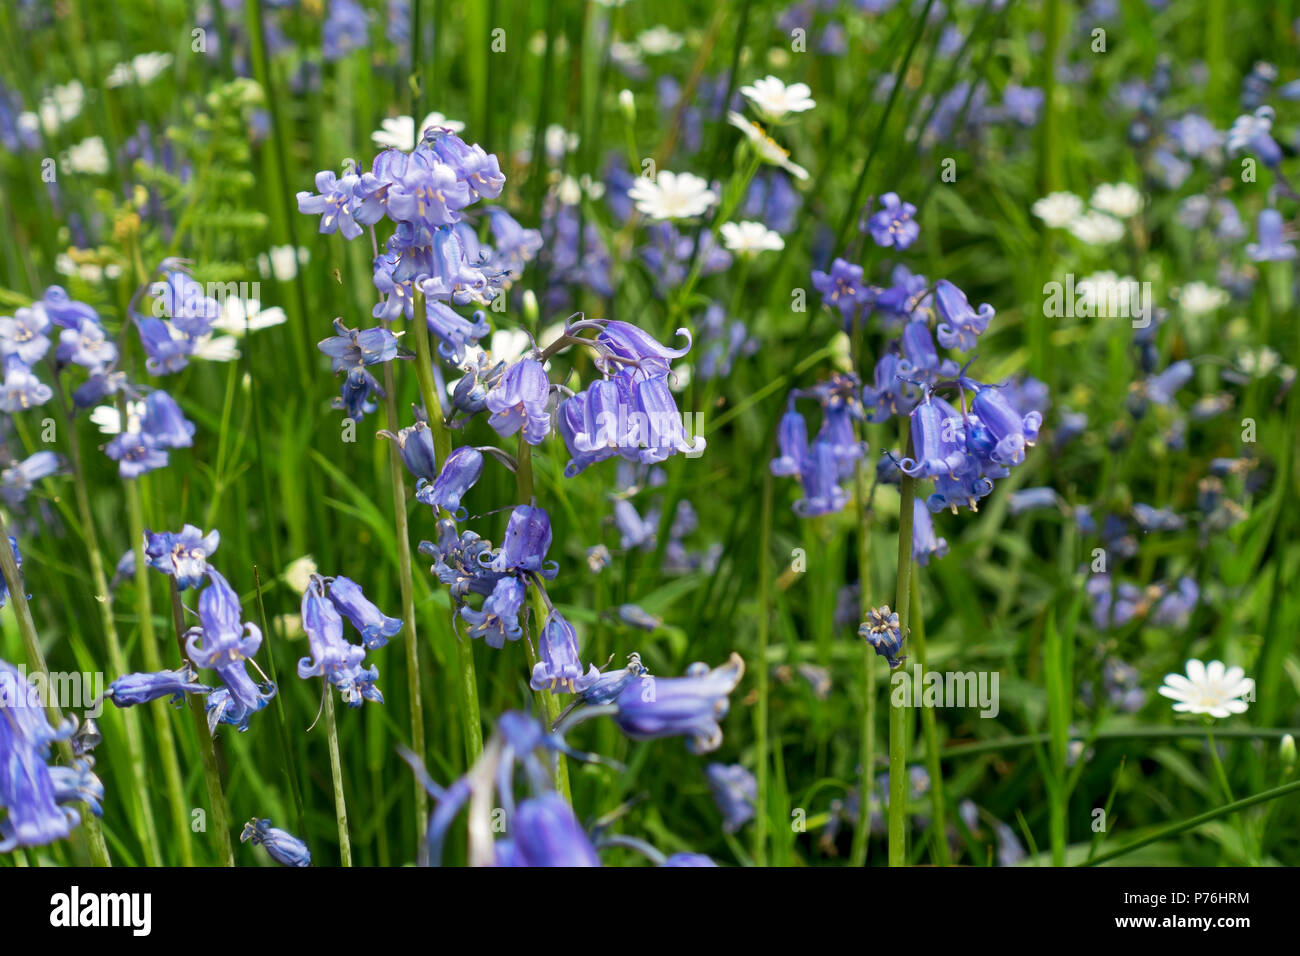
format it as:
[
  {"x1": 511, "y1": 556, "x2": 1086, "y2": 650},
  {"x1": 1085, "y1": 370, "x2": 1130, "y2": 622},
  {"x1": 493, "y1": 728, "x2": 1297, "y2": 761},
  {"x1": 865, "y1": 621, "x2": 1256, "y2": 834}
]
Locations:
[
  {"x1": 65, "y1": 137, "x2": 110, "y2": 176},
  {"x1": 1158, "y1": 659, "x2": 1254, "y2": 719},
  {"x1": 1176, "y1": 281, "x2": 1229, "y2": 315},
  {"x1": 727, "y1": 112, "x2": 810, "y2": 180},
  {"x1": 628, "y1": 170, "x2": 716, "y2": 220},
  {"x1": 284, "y1": 555, "x2": 319, "y2": 594},
  {"x1": 30, "y1": 80, "x2": 85, "y2": 134},
  {"x1": 106, "y1": 52, "x2": 173, "y2": 88},
  {"x1": 739, "y1": 75, "x2": 816, "y2": 122},
  {"x1": 1032, "y1": 191, "x2": 1084, "y2": 228},
  {"x1": 1068, "y1": 210, "x2": 1125, "y2": 245},
  {"x1": 720, "y1": 221, "x2": 785, "y2": 256},
  {"x1": 212, "y1": 298, "x2": 288, "y2": 336},
  {"x1": 258, "y1": 245, "x2": 311, "y2": 281},
  {"x1": 371, "y1": 111, "x2": 465, "y2": 151},
  {"x1": 637, "y1": 26, "x2": 683, "y2": 55},
  {"x1": 1090, "y1": 182, "x2": 1143, "y2": 219}
]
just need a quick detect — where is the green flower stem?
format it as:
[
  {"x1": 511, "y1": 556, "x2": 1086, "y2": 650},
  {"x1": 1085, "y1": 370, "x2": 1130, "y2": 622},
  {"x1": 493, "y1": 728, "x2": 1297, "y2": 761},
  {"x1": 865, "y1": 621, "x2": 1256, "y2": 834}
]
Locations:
[
  {"x1": 59, "y1": 390, "x2": 161, "y2": 864},
  {"x1": 909, "y1": 569, "x2": 950, "y2": 866},
  {"x1": 515, "y1": 435, "x2": 572, "y2": 804},
  {"x1": 753, "y1": 468, "x2": 773, "y2": 866},
  {"x1": 379, "y1": 359, "x2": 429, "y2": 832},
  {"x1": 125, "y1": 476, "x2": 194, "y2": 866},
  {"x1": 850, "y1": 460, "x2": 875, "y2": 867},
  {"x1": 252, "y1": 567, "x2": 308, "y2": 838},
  {"x1": 890, "y1": 450, "x2": 916, "y2": 867},
  {"x1": 1206, "y1": 726, "x2": 1257, "y2": 863},
  {"x1": 0, "y1": 509, "x2": 112, "y2": 867},
  {"x1": 168, "y1": 581, "x2": 234, "y2": 867},
  {"x1": 409, "y1": 292, "x2": 483, "y2": 768},
  {"x1": 322, "y1": 687, "x2": 352, "y2": 866},
  {"x1": 1082, "y1": 778, "x2": 1300, "y2": 867}
]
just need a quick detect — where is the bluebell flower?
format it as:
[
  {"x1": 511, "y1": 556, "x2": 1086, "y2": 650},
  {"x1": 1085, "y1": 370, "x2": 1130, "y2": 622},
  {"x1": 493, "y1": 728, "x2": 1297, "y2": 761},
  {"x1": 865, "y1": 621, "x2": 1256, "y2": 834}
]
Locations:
[
  {"x1": 1086, "y1": 573, "x2": 1142, "y2": 630},
  {"x1": 769, "y1": 401, "x2": 809, "y2": 476},
  {"x1": 900, "y1": 395, "x2": 970, "y2": 479},
  {"x1": 425, "y1": 301, "x2": 490, "y2": 365},
  {"x1": 580, "y1": 653, "x2": 646, "y2": 705},
  {"x1": 662, "y1": 852, "x2": 719, "y2": 866},
  {"x1": 875, "y1": 264, "x2": 931, "y2": 327},
  {"x1": 322, "y1": 0, "x2": 371, "y2": 61},
  {"x1": 1, "y1": 450, "x2": 60, "y2": 507},
  {"x1": 106, "y1": 664, "x2": 210, "y2": 707},
  {"x1": 612, "y1": 653, "x2": 745, "y2": 754},
  {"x1": 141, "y1": 389, "x2": 196, "y2": 449},
  {"x1": 335, "y1": 366, "x2": 385, "y2": 421},
  {"x1": 934, "y1": 279, "x2": 994, "y2": 351},
  {"x1": 911, "y1": 498, "x2": 948, "y2": 566},
  {"x1": 862, "y1": 349, "x2": 919, "y2": 423},
  {"x1": 47, "y1": 759, "x2": 103, "y2": 817},
  {"x1": 385, "y1": 155, "x2": 472, "y2": 229},
  {"x1": 529, "y1": 611, "x2": 599, "y2": 694},
  {"x1": 0, "y1": 355, "x2": 52, "y2": 411},
  {"x1": 1151, "y1": 577, "x2": 1198, "y2": 627},
  {"x1": 297, "y1": 166, "x2": 366, "y2": 239},
  {"x1": 557, "y1": 379, "x2": 623, "y2": 477},
  {"x1": 867, "y1": 192, "x2": 920, "y2": 249},
  {"x1": 793, "y1": 436, "x2": 850, "y2": 517},
  {"x1": 242, "y1": 818, "x2": 311, "y2": 866},
  {"x1": 415, "y1": 445, "x2": 484, "y2": 519},
  {"x1": 423, "y1": 127, "x2": 506, "y2": 202},
  {"x1": 135, "y1": 315, "x2": 192, "y2": 375},
  {"x1": 501, "y1": 794, "x2": 600, "y2": 867},
  {"x1": 39, "y1": 286, "x2": 100, "y2": 330},
  {"x1": 151, "y1": 271, "x2": 219, "y2": 337},
  {"x1": 860, "y1": 606, "x2": 905, "y2": 669},
  {"x1": 187, "y1": 569, "x2": 275, "y2": 731},
  {"x1": 811, "y1": 258, "x2": 870, "y2": 325},
  {"x1": 460, "y1": 575, "x2": 525, "y2": 648},
  {"x1": 966, "y1": 383, "x2": 1042, "y2": 467},
  {"x1": 898, "y1": 319, "x2": 959, "y2": 388},
  {"x1": 420, "y1": 520, "x2": 506, "y2": 602},
  {"x1": 297, "y1": 574, "x2": 373, "y2": 705},
  {"x1": 0, "y1": 304, "x2": 52, "y2": 365},
  {"x1": 706, "y1": 763, "x2": 757, "y2": 834},
  {"x1": 1141, "y1": 359, "x2": 1194, "y2": 407},
  {"x1": 418, "y1": 228, "x2": 499, "y2": 306},
  {"x1": 1133, "y1": 503, "x2": 1186, "y2": 533},
  {"x1": 377, "y1": 419, "x2": 439, "y2": 483},
  {"x1": 483, "y1": 504, "x2": 558, "y2": 578},
  {"x1": 614, "y1": 604, "x2": 662, "y2": 631},
  {"x1": 55, "y1": 319, "x2": 117, "y2": 372},
  {"x1": 318, "y1": 317, "x2": 400, "y2": 371},
  {"x1": 485, "y1": 358, "x2": 551, "y2": 445},
  {"x1": 104, "y1": 430, "x2": 169, "y2": 479},
  {"x1": 327, "y1": 575, "x2": 402, "y2": 649},
  {"x1": 144, "y1": 524, "x2": 219, "y2": 590},
  {"x1": 1001, "y1": 83, "x2": 1044, "y2": 126},
  {"x1": 1226, "y1": 106, "x2": 1282, "y2": 167},
  {"x1": 594, "y1": 321, "x2": 692, "y2": 376},
  {"x1": 1007, "y1": 487, "x2": 1063, "y2": 516},
  {"x1": 1246, "y1": 209, "x2": 1296, "y2": 262}
]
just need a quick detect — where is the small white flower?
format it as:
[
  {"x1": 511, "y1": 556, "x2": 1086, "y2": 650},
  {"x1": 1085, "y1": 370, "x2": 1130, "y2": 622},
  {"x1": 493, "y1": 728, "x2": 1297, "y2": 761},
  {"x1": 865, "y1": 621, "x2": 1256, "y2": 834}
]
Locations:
[
  {"x1": 637, "y1": 26, "x2": 683, "y2": 55},
  {"x1": 35, "y1": 80, "x2": 84, "y2": 134},
  {"x1": 1090, "y1": 182, "x2": 1143, "y2": 219},
  {"x1": 1237, "y1": 347, "x2": 1281, "y2": 376},
  {"x1": 190, "y1": 335, "x2": 240, "y2": 362},
  {"x1": 628, "y1": 170, "x2": 717, "y2": 220},
  {"x1": 258, "y1": 245, "x2": 310, "y2": 281},
  {"x1": 720, "y1": 220, "x2": 785, "y2": 256},
  {"x1": 489, "y1": 328, "x2": 533, "y2": 364},
  {"x1": 739, "y1": 75, "x2": 816, "y2": 122},
  {"x1": 284, "y1": 555, "x2": 318, "y2": 594},
  {"x1": 106, "y1": 52, "x2": 173, "y2": 88},
  {"x1": 1032, "y1": 191, "x2": 1084, "y2": 228},
  {"x1": 1176, "y1": 281, "x2": 1229, "y2": 315},
  {"x1": 212, "y1": 297, "x2": 287, "y2": 336},
  {"x1": 727, "y1": 112, "x2": 809, "y2": 180},
  {"x1": 1158, "y1": 659, "x2": 1253, "y2": 719},
  {"x1": 64, "y1": 137, "x2": 110, "y2": 176},
  {"x1": 370, "y1": 111, "x2": 465, "y2": 151},
  {"x1": 1067, "y1": 210, "x2": 1125, "y2": 245},
  {"x1": 89, "y1": 405, "x2": 124, "y2": 435}
]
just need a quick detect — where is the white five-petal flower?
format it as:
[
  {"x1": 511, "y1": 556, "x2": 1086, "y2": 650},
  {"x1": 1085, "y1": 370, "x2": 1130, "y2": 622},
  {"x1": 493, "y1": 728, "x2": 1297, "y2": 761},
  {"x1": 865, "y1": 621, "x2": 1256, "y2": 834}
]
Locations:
[
  {"x1": 1068, "y1": 210, "x2": 1125, "y2": 245},
  {"x1": 106, "y1": 52, "x2": 173, "y2": 88},
  {"x1": 628, "y1": 170, "x2": 717, "y2": 220},
  {"x1": 720, "y1": 221, "x2": 785, "y2": 256},
  {"x1": 1090, "y1": 182, "x2": 1143, "y2": 219},
  {"x1": 739, "y1": 75, "x2": 816, "y2": 122},
  {"x1": 371, "y1": 111, "x2": 465, "y2": 151},
  {"x1": 1032, "y1": 191, "x2": 1084, "y2": 228},
  {"x1": 1158, "y1": 659, "x2": 1254, "y2": 719}
]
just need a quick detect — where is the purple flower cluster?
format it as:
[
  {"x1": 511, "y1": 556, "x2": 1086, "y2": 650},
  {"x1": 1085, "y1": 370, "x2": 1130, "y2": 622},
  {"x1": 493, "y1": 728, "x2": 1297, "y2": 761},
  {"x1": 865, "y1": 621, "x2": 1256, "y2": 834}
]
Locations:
[
  {"x1": 298, "y1": 573, "x2": 399, "y2": 706},
  {"x1": 770, "y1": 373, "x2": 868, "y2": 517}
]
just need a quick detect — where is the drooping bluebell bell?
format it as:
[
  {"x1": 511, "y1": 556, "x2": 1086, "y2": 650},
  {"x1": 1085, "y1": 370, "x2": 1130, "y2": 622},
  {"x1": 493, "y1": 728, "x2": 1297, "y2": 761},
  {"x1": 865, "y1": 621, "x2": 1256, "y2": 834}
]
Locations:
[
  {"x1": 1140, "y1": 359, "x2": 1194, "y2": 408},
  {"x1": 1150, "y1": 577, "x2": 1198, "y2": 627},
  {"x1": 965, "y1": 382, "x2": 1042, "y2": 467},
  {"x1": 150, "y1": 270, "x2": 219, "y2": 338},
  {"x1": 594, "y1": 320, "x2": 693, "y2": 376},
  {"x1": 187, "y1": 569, "x2": 276, "y2": 732},
  {"x1": 415, "y1": 445, "x2": 484, "y2": 519},
  {"x1": 0, "y1": 658, "x2": 88, "y2": 851},
  {"x1": 484, "y1": 357, "x2": 551, "y2": 445},
  {"x1": 503, "y1": 794, "x2": 602, "y2": 867},
  {"x1": 39, "y1": 286, "x2": 100, "y2": 330},
  {"x1": 911, "y1": 498, "x2": 948, "y2": 566},
  {"x1": 862, "y1": 349, "x2": 919, "y2": 423},
  {"x1": 1086, "y1": 573, "x2": 1142, "y2": 631},
  {"x1": 867, "y1": 192, "x2": 920, "y2": 249},
  {"x1": 297, "y1": 574, "x2": 375, "y2": 706},
  {"x1": 135, "y1": 315, "x2": 193, "y2": 375},
  {"x1": 423, "y1": 126, "x2": 506, "y2": 202},
  {"x1": 1133, "y1": 503, "x2": 1186, "y2": 533},
  {"x1": 897, "y1": 319, "x2": 959, "y2": 389},
  {"x1": 426, "y1": 301, "x2": 490, "y2": 365},
  {"x1": 1245, "y1": 209, "x2": 1296, "y2": 262},
  {"x1": 695, "y1": 303, "x2": 758, "y2": 381},
  {"x1": 383, "y1": 155, "x2": 472, "y2": 230},
  {"x1": 612, "y1": 653, "x2": 744, "y2": 754},
  {"x1": 103, "y1": 430, "x2": 169, "y2": 480},
  {"x1": 482, "y1": 504, "x2": 559, "y2": 578},
  {"x1": 55, "y1": 318, "x2": 117, "y2": 372},
  {"x1": 141, "y1": 389, "x2": 196, "y2": 449},
  {"x1": 933, "y1": 279, "x2": 994, "y2": 351},
  {"x1": 459, "y1": 574, "x2": 525, "y2": 649},
  {"x1": 769, "y1": 401, "x2": 809, "y2": 477},
  {"x1": 418, "y1": 228, "x2": 498, "y2": 305},
  {"x1": 106, "y1": 664, "x2": 211, "y2": 707},
  {"x1": 1, "y1": 450, "x2": 60, "y2": 507},
  {"x1": 0, "y1": 304, "x2": 52, "y2": 366},
  {"x1": 144, "y1": 525, "x2": 219, "y2": 590},
  {"x1": 875, "y1": 264, "x2": 932, "y2": 327},
  {"x1": 322, "y1": 0, "x2": 371, "y2": 61},
  {"x1": 242, "y1": 818, "x2": 311, "y2": 866},
  {"x1": 614, "y1": 604, "x2": 661, "y2": 631},
  {"x1": 900, "y1": 395, "x2": 970, "y2": 479},
  {"x1": 811, "y1": 257, "x2": 871, "y2": 326},
  {"x1": 327, "y1": 575, "x2": 402, "y2": 650},
  {"x1": 1007, "y1": 487, "x2": 1063, "y2": 516},
  {"x1": 860, "y1": 606, "x2": 905, "y2": 669},
  {"x1": 580, "y1": 653, "x2": 647, "y2": 706},
  {"x1": 1226, "y1": 106, "x2": 1282, "y2": 167},
  {"x1": 706, "y1": 763, "x2": 757, "y2": 834},
  {"x1": 529, "y1": 610, "x2": 599, "y2": 694},
  {"x1": 793, "y1": 435, "x2": 850, "y2": 517},
  {"x1": 296, "y1": 166, "x2": 367, "y2": 239},
  {"x1": 377, "y1": 418, "x2": 439, "y2": 483},
  {"x1": 0, "y1": 355, "x2": 53, "y2": 411},
  {"x1": 319, "y1": 317, "x2": 401, "y2": 372}
]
